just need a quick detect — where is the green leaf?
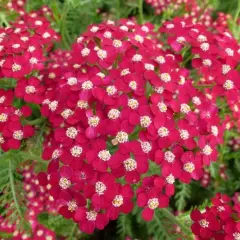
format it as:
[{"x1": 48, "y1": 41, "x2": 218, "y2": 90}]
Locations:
[
  {"x1": 117, "y1": 213, "x2": 134, "y2": 239},
  {"x1": 0, "y1": 150, "x2": 31, "y2": 232},
  {"x1": 38, "y1": 213, "x2": 79, "y2": 238},
  {"x1": 0, "y1": 231, "x2": 13, "y2": 239},
  {"x1": 175, "y1": 182, "x2": 191, "y2": 211},
  {"x1": 209, "y1": 162, "x2": 219, "y2": 179},
  {"x1": 147, "y1": 209, "x2": 193, "y2": 240}
]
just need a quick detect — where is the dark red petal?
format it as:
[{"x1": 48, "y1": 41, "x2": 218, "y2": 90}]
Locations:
[
  {"x1": 137, "y1": 192, "x2": 147, "y2": 207},
  {"x1": 190, "y1": 209, "x2": 202, "y2": 221},
  {"x1": 74, "y1": 207, "x2": 86, "y2": 222},
  {"x1": 8, "y1": 139, "x2": 21, "y2": 149},
  {"x1": 142, "y1": 207, "x2": 154, "y2": 221},
  {"x1": 59, "y1": 206, "x2": 72, "y2": 219},
  {"x1": 37, "y1": 172, "x2": 48, "y2": 186}
]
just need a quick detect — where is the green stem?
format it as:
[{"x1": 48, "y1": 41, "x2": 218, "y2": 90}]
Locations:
[
  {"x1": 20, "y1": 152, "x2": 47, "y2": 165},
  {"x1": 138, "y1": 0, "x2": 143, "y2": 24},
  {"x1": 0, "y1": 14, "x2": 10, "y2": 27},
  {"x1": 23, "y1": 117, "x2": 46, "y2": 126},
  {"x1": 193, "y1": 84, "x2": 215, "y2": 88},
  {"x1": 68, "y1": 223, "x2": 78, "y2": 240},
  {"x1": 116, "y1": 0, "x2": 121, "y2": 20},
  {"x1": 9, "y1": 160, "x2": 26, "y2": 225},
  {"x1": 234, "y1": 0, "x2": 240, "y2": 23},
  {"x1": 25, "y1": 0, "x2": 30, "y2": 13},
  {"x1": 161, "y1": 208, "x2": 193, "y2": 238},
  {"x1": 54, "y1": 0, "x2": 71, "y2": 49},
  {"x1": 182, "y1": 55, "x2": 192, "y2": 66}
]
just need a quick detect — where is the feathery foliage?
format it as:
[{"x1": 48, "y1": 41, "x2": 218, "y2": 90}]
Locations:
[
  {"x1": 0, "y1": 151, "x2": 30, "y2": 231},
  {"x1": 38, "y1": 213, "x2": 80, "y2": 239},
  {"x1": 174, "y1": 183, "x2": 191, "y2": 211}
]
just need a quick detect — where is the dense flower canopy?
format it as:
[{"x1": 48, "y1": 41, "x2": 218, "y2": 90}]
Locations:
[
  {"x1": 0, "y1": 0, "x2": 240, "y2": 239},
  {"x1": 34, "y1": 18, "x2": 239, "y2": 232}
]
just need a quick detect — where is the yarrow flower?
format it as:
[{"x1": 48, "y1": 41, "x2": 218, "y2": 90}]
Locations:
[
  {"x1": 0, "y1": 2, "x2": 239, "y2": 236},
  {"x1": 34, "y1": 18, "x2": 240, "y2": 234},
  {"x1": 190, "y1": 193, "x2": 240, "y2": 240}
]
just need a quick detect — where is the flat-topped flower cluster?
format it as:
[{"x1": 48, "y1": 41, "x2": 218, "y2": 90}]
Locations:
[
  {"x1": 0, "y1": 1, "x2": 239, "y2": 236},
  {"x1": 34, "y1": 19, "x2": 239, "y2": 233},
  {"x1": 191, "y1": 193, "x2": 240, "y2": 240}
]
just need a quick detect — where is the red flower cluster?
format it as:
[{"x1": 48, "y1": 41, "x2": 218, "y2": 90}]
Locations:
[
  {"x1": 0, "y1": 7, "x2": 61, "y2": 152},
  {"x1": 228, "y1": 135, "x2": 240, "y2": 152},
  {"x1": 0, "y1": 12, "x2": 59, "y2": 79},
  {"x1": 200, "y1": 169, "x2": 211, "y2": 188},
  {"x1": 145, "y1": 0, "x2": 193, "y2": 15},
  {"x1": 146, "y1": 0, "x2": 233, "y2": 31},
  {"x1": 6, "y1": 0, "x2": 26, "y2": 16},
  {"x1": 183, "y1": 1, "x2": 214, "y2": 27},
  {"x1": 0, "y1": 0, "x2": 239, "y2": 235},
  {"x1": 191, "y1": 193, "x2": 240, "y2": 240},
  {"x1": 0, "y1": 88, "x2": 34, "y2": 151},
  {"x1": 219, "y1": 164, "x2": 228, "y2": 181},
  {"x1": 7, "y1": 0, "x2": 53, "y2": 18},
  {"x1": 0, "y1": 164, "x2": 59, "y2": 240},
  {"x1": 212, "y1": 12, "x2": 232, "y2": 30},
  {"x1": 31, "y1": 16, "x2": 240, "y2": 233},
  {"x1": 160, "y1": 17, "x2": 240, "y2": 124}
]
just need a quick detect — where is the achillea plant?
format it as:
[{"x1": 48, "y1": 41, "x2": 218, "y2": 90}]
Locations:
[{"x1": 0, "y1": 0, "x2": 239, "y2": 239}]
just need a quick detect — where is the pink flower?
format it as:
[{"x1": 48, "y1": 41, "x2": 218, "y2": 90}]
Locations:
[
  {"x1": 154, "y1": 164, "x2": 180, "y2": 197},
  {"x1": 179, "y1": 152, "x2": 203, "y2": 183},
  {"x1": 15, "y1": 77, "x2": 45, "y2": 104},
  {"x1": 0, "y1": 89, "x2": 14, "y2": 106},
  {"x1": 155, "y1": 145, "x2": 183, "y2": 168},
  {"x1": 53, "y1": 125, "x2": 86, "y2": 147},
  {"x1": 2, "y1": 120, "x2": 34, "y2": 150},
  {"x1": 109, "y1": 141, "x2": 148, "y2": 183},
  {"x1": 108, "y1": 120, "x2": 134, "y2": 145},
  {"x1": 2, "y1": 55, "x2": 31, "y2": 78},
  {"x1": 86, "y1": 138, "x2": 113, "y2": 172},
  {"x1": 49, "y1": 165, "x2": 73, "y2": 198},
  {"x1": 225, "y1": 221, "x2": 240, "y2": 240},
  {"x1": 148, "y1": 115, "x2": 179, "y2": 148},
  {"x1": 198, "y1": 136, "x2": 218, "y2": 165},
  {"x1": 93, "y1": 83, "x2": 121, "y2": 106},
  {"x1": 137, "y1": 188, "x2": 169, "y2": 221},
  {"x1": 83, "y1": 172, "x2": 117, "y2": 210},
  {"x1": 177, "y1": 119, "x2": 198, "y2": 149},
  {"x1": 107, "y1": 184, "x2": 134, "y2": 220},
  {"x1": 85, "y1": 110, "x2": 107, "y2": 139},
  {"x1": 58, "y1": 190, "x2": 86, "y2": 219},
  {"x1": 59, "y1": 141, "x2": 88, "y2": 166},
  {"x1": 211, "y1": 193, "x2": 232, "y2": 220},
  {"x1": 191, "y1": 209, "x2": 221, "y2": 239},
  {"x1": 74, "y1": 207, "x2": 109, "y2": 234}
]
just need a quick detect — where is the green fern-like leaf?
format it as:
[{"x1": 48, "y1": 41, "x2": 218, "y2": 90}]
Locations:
[
  {"x1": 175, "y1": 182, "x2": 191, "y2": 211},
  {"x1": 63, "y1": 0, "x2": 103, "y2": 44},
  {"x1": 131, "y1": 206, "x2": 193, "y2": 240},
  {"x1": 147, "y1": 210, "x2": 174, "y2": 240},
  {"x1": 117, "y1": 213, "x2": 134, "y2": 239},
  {"x1": 0, "y1": 152, "x2": 30, "y2": 232},
  {"x1": 146, "y1": 209, "x2": 193, "y2": 240},
  {"x1": 38, "y1": 212, "x2": 81, "y2": 239}
]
